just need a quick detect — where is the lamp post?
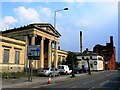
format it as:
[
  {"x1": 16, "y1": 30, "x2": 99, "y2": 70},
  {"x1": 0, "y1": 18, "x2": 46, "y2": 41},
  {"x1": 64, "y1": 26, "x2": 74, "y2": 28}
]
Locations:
[
  {"x1": 71, "y1": 52, "x2": 75, "y2": 77},
  {"x1": 53, "y1": 8, "x2": 68, "y2": 78}
]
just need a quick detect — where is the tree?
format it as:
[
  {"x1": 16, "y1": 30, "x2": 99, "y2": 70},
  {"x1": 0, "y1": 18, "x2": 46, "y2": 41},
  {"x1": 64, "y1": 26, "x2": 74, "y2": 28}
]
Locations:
[
  {"x1": 61, "y1": 60, "x2": 66, "y2": 65},
  {"x1": 65, "y1": 51, "x2": 79, "y2": 68},
  {"x1": 116, "y1": 61, "x2": 120, "y2": 69}
]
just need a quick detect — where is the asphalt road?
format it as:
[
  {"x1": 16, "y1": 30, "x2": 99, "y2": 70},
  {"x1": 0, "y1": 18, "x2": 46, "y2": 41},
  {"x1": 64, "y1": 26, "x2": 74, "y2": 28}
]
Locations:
[
  {"x1": 39, "y1": 70, "x2": 120, "y2": 89},
  {"x1": 2, "y1": 70, "x2": 120, "y2": 90}
]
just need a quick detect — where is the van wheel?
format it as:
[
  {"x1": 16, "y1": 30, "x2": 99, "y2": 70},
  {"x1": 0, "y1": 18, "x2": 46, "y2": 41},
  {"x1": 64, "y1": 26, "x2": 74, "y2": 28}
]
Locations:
[
  {"x1": 58, "y1": 73, "x2": 60, "y2": 76},
  {"x1": 65, "y1": 71, "x2": 68, "y2": 75}
]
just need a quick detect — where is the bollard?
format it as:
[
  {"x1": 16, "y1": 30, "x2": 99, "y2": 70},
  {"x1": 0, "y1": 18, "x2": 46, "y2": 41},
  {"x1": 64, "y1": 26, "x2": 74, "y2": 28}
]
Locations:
[{"x1": 47, "y1": 75, "x2": 52, "y2": 84}]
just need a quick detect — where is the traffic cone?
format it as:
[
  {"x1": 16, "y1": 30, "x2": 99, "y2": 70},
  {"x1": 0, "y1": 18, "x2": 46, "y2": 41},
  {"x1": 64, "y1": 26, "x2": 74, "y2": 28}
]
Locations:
[{"x1": 48, "y1": 75, "x2": 52, "y2": 84}]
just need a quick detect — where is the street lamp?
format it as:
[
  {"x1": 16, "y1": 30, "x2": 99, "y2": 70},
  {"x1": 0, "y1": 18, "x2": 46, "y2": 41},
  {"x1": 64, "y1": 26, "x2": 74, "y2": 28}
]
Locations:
[
  {"x1": 53, "y1": 8, "x2": 68, "y2": 77},
  {"x1": 54, "y1": 7, "x2": 68, "y2": 29}
]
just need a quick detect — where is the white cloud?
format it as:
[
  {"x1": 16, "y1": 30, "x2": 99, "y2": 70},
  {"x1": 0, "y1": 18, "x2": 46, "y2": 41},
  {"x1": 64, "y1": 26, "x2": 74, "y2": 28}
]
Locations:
[
  {"x1": 0, "y1": 20, "x2": 8, "y2": 31},
  {"x1": 14, "y1": 6, "x2": 40, "y2": 23},
  {"x1": 3, "y1": 16, "x2": 18, "y2": 25},
  {"x1": 0, "y1": 16, "x2": 18, "y2": 31}
]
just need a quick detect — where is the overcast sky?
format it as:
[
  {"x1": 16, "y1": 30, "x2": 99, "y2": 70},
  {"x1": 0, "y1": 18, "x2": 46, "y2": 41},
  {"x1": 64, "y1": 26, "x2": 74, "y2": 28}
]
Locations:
[{"x1": 0, "y1": 0, "x2": 119, "y2": 61}]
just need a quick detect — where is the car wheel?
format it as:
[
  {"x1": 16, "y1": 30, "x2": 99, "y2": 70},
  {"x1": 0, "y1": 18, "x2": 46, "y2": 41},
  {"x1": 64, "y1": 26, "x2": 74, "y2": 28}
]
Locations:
[
  {"x1": 48, "y1": 73, "x2": 52, "y2": 77},
  {"x1": 76, "y1": 71, "x2": 79, "y2": 74},
  {"x1": 58, "y1": 72, "x2": 60, "y2": 76}
]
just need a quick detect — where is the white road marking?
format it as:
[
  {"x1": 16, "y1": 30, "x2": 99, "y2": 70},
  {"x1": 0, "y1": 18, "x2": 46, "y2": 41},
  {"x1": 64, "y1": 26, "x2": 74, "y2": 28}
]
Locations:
[
  {"x1": 88, "y1": 87, "x2": 95, "y2": 90},
  {"x1": 71, "y1": 86, "x2": 77, "y2": 88},
  {"x1": 100, "y1": 80, "x2": 109, "y2": 86},
  {"x1": 83, "y1": 80, "x2": 95, "y2": 84}
]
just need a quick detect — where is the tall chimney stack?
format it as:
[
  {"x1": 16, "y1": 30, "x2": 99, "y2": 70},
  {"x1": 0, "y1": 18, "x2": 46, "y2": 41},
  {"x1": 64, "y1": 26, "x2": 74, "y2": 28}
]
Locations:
[
  {"x1": 110, "y1": 36, "x2": 113, "y2": 46},
  {"x1": 80, "y1": 31, "x2": 82, "y2": 53},
  {"x1": 110, "y1": 36, "x2": 114, "y2": 53}
]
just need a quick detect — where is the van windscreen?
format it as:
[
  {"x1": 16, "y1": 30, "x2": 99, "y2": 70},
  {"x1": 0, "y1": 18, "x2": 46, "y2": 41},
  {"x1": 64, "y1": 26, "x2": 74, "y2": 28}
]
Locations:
[{"x1": 58, "y1": 66, "x2": 64, "y2": 69}]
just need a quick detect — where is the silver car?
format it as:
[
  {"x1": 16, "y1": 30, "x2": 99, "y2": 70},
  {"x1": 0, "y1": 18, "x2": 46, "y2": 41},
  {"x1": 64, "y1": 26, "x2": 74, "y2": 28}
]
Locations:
[{"x1": 38, "y1": 67, "x2": 60, "y2": 76}]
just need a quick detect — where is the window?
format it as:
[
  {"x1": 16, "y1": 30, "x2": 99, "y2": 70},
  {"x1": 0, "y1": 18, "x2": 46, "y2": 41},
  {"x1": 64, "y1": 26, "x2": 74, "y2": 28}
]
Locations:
[
  {"x1": 82, "y1": 57, "x2": 84, "y2": 59},
  {"x1": 15, "y1": 51, "x2": 20, "y2": 64},
  {"x1": 98, "y1": 57, "x2": 102, "y2": 60},
  {"x1": 3, "y1": 49, "x2": 9, "y2": 64},
  {"x1": 90, "y1": 64, "x2": 93, "y2": 68},
  {"x1": 90, "y1": 56, "x2": 92, "y2": 59}
]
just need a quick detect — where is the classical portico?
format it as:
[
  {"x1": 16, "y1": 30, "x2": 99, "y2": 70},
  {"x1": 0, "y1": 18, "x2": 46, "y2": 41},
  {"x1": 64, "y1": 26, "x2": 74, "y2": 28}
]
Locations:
[
  {"x1": 26, "y1": 23, "x2": 61, "y2": 69},
  {"x1": 2, "y1": 23, "x2": 61, "y2": 69}
]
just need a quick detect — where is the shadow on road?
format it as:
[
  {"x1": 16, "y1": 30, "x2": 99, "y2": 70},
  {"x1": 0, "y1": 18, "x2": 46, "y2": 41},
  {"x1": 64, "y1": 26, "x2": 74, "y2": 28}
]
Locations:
[{"x1": 103, "y1": 71, "x2": 120, "y2": 89}]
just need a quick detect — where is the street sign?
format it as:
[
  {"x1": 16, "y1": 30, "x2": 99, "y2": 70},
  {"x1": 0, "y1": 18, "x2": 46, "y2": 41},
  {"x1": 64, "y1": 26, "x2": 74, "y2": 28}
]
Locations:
[{"x1": 27, "y1": 45, "x2": 40, "y2": 60}]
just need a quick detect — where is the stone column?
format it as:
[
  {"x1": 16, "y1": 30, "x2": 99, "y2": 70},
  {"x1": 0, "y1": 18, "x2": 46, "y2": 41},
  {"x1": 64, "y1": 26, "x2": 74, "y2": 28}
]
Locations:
[
  {"x1": 31, "y1": 34, "x2": 35, "y2": 68},
  {"x1": 25, "y1": 36, "x2": 29, "y2": 70},
  {"x1": 31, "y1": 34, "x2": 35, "y2": 45},
  {"x1": 48, "y1": 39, "x2": 52, "y2": 68},
  {"x1": 60, "y1": 56, "x2": 63, "y2": 63},
  {"x1": 40, "y1": 37, "x2": 44, "y2": 68}
]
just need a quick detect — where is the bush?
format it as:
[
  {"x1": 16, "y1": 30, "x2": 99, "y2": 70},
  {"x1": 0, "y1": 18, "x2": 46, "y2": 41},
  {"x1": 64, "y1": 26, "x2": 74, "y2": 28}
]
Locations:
[{"x1": 1, "y1": 72, "x2": 26, "y2": 79}]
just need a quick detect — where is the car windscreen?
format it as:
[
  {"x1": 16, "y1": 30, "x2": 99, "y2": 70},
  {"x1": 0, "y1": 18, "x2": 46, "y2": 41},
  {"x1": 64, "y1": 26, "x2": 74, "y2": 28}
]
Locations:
[
  {"x1": 58, "y1": 66, "x2": 64, "y2": 69},
  {"x1": 50, "y1": 68, "x2": 54, "y2": 71}
]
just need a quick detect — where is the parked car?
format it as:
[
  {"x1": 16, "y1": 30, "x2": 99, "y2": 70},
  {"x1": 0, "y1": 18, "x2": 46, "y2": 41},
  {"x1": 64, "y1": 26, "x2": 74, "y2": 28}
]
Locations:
[
  {"x1": 58, "y1": 65, "x2": 72, "y2": 74},
  {"x1": 117, "y1": 67, "x2": 120, "y2": 70},
  {"x1": 82, "y1": 67, "x2": 88, "y2": 73},
  {"x1": 38, "y1": 67, "x2": 60, "y2": 76},
  {"x1": 74, "y1": 67, "x2": 82, "y2": 74}
]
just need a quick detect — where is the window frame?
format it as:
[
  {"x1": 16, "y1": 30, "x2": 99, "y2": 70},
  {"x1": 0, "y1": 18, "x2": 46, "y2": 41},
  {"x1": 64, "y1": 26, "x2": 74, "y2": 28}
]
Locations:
[
  {"x1": 15, "y1": 50, "x2": 20, "y2": 64},
  {"x1": 3, "y1": 49, "x2": 10, "y2": 64}
]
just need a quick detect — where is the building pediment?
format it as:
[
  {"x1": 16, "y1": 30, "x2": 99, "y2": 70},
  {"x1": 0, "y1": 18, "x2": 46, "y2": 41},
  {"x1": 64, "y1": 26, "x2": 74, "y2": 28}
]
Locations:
[
  {"x1": 30, "y1": 23, "x2": 61, "y2": 37},
  {"x1": 1, "y1": 23, "x2": 61, "y2": 38}
]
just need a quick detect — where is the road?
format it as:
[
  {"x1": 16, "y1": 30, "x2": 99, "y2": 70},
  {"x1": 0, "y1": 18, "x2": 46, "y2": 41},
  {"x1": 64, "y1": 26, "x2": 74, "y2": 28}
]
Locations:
[
  {"x1": 2, "y1": 70, "x2": 120, "y2": 90},
  {"x1": 39, "y1": 70, "x2": 120, "y2": 89}
]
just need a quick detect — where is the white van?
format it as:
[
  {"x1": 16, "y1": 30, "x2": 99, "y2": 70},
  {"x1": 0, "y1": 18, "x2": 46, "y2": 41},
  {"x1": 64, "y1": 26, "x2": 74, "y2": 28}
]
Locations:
[{"x1": 58, "y1": 65, "x2": 72, "y2": 74}]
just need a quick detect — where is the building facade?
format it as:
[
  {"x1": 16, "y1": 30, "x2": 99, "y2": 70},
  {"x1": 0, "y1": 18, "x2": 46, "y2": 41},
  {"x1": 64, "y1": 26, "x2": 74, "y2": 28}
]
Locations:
[
  {"x1": 0, "y1": 23, "x2": 68, "y2": 73},
  {"x1": 0, "y1": 35, "x2": 25, "y2": 72},
  {"x1": 76, "y1": 53, "x2": 104, "y2": 71},
  {"x1": 93, "y1": 36, "x2": 116, "y2": 70}
]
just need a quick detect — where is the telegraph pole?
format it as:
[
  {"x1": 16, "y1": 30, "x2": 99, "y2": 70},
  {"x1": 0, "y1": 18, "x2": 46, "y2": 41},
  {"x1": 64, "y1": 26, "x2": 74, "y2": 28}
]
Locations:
[
  {"x1": 86, "y1": 58, "x2": 91, "y2": 75},
  {"x1": 72, "y1": 52, "x2": 75, "y2": 77}
]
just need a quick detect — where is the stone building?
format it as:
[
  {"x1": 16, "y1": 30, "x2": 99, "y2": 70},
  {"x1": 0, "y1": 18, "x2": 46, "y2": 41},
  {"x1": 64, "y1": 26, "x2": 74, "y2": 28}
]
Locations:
[
  {"x1": 76, "y1": 48, "x2": 104, "y2": 71},
  {"x1": 93, "y1": 36, "x2": 116, "y2": 70},
  {"x1": 0, "y1": 35, "x2": 25, "y2": 72},
  {"x1": 0, "y1": 23, "x2": 68, "y2": 73}
]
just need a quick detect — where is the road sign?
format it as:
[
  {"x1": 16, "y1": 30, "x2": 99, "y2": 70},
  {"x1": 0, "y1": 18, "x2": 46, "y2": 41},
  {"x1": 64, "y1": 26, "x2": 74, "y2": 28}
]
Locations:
[{"x1": 27, "y1": 45, "x2": 40, "y2": 60}]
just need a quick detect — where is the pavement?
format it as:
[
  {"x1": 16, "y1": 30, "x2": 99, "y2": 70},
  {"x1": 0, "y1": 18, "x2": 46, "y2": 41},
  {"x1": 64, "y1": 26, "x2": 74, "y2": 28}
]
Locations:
[
  {"x1": 2, "y1": 71, "x2": 107, "y2": 88},
  {"x1": 2, "y1": 72, "x2": 89, "y2": 88}
]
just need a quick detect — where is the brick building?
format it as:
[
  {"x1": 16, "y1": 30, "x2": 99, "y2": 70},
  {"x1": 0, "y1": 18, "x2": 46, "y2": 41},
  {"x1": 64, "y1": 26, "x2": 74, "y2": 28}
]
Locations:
[{"x1": 93, "y1": 36, "x2": 116, "y2": 70}]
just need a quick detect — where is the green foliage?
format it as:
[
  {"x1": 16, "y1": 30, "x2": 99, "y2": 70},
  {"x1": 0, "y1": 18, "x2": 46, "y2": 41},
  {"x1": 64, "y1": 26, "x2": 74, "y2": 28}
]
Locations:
[
  {"x1": 1, "y1": 72, "x2": 25, "y2": 79},
  {"x1": 61, "y1": 60, "x2": 66, "y2": 65},
  {"x1": 65, "y1": 52, "x2": 79, "y2": 68}
]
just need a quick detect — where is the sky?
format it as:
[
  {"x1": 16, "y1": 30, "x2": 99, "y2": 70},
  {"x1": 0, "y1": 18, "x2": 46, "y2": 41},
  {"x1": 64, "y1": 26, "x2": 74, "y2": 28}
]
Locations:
[{"x1": 0, "y1": 0, "x2": 119, "y2": 61}]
